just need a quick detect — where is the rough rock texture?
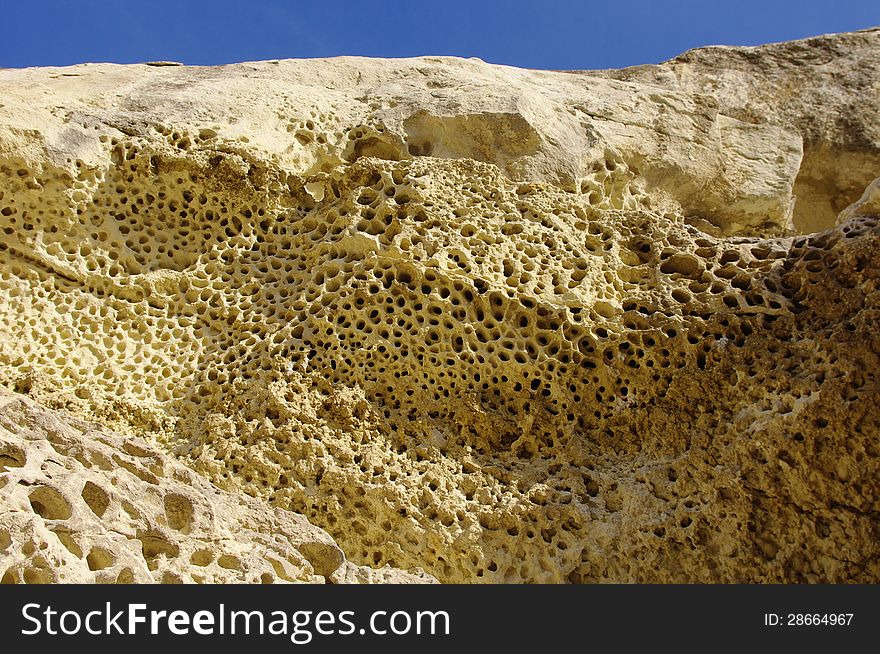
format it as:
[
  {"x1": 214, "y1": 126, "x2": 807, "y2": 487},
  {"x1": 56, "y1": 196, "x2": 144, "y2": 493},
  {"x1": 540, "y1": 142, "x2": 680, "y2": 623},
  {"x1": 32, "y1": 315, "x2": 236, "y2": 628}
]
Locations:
[
  {"x1": 0, "y1": 29, "x2": 878, "y2": 583},
  {"x1": 0, "y1": 390, "x2": 435, "y2": 583}
]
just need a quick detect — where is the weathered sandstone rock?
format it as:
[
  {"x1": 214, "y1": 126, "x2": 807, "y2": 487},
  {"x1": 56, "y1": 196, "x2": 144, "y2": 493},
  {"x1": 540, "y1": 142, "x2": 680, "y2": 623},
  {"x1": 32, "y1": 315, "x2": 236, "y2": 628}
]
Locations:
[
  {"x1": 591, "y1": 28, "x2": 880, "y2": 234},
  {"x1": 0, "y1": 390, "x2": 434, "y2": 583},
  {"x1": 0, "y1": 29, "x2": 878, "y2": 583}
]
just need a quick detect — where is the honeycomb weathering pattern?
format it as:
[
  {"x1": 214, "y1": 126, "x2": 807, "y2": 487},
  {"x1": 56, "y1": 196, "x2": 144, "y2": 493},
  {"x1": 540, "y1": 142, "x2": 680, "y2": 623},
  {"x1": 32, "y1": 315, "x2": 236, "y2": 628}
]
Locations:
[
  {"x1": 0, "y1": 29, "x2": 879, "y2": 583},
  {"x1": 0, "y1": 390, "x2": 435, "y2": 583}
]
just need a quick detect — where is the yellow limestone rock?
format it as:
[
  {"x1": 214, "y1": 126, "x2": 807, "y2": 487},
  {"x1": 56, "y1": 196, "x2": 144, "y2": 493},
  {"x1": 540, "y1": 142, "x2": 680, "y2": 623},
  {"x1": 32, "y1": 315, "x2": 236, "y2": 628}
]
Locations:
[
  {"x1": 590, "y1": 28, "x2": 880, "y2": 234},
  {"x1": 0, "y1": 390, "x2": 435, "y2": 583},
  {"x1": 0, "y1": 29, "x2": 878, "y2": 583}
]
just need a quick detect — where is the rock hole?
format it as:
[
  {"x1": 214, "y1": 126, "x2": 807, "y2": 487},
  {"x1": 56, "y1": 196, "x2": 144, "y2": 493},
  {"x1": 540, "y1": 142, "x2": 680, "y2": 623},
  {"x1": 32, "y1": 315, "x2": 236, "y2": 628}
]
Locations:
[
  {"x1": 161, "y1": 572, "x2": 183, "y2": 584},
  {"x1": 137, "y1": 530, "x2": 179, "y2": 570},
  {"x1": 217, "y1": 554, "x2": 241, "y2": 570},
  {"x1": 190, "y1": 549, "x2": 213, "y2": 566},
  {"x1": 266, "y1": 556, "x2": 294, "y2": 582},
  {"x1": 86, "y1": 547, "x2": 116, "y2": 571},
  {"x1": 28, "y1": 486, "x2": 72, "y2": 520},
  {"x1": 23, "y1": 566, "x2": 53, "y2": 584},
  {"x1": 659, "y1": 254, "x2": 702, "y2": 278},
  {"x1": 116, "y1": 568, "x2": 135, "y2": 584},
  {"x1": 163, "y1": 493, "x2": 194, "y2": 534},
  {"x1": 81, "y1": 481, "x2": 110, "y2": 518},
  {"x1": 0, "y1": 442, "x2": 25, "y2": 471},
  {"x1": 50, "y1": 529, "x2": 83, "y2": 558}
]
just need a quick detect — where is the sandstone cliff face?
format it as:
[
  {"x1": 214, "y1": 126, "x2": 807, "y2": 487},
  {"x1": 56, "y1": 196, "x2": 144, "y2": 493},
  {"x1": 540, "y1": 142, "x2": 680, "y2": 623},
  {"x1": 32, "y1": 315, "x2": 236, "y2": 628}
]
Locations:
[
  {"x1": 0, "y1": 29, "x2": 878, "y2": 583},
  {"x1": 589, "y1": 28, "x2": 880, "y2": 234},
  {"x1": 0, "y1": 390, "x2": 435, "y2": 584}
]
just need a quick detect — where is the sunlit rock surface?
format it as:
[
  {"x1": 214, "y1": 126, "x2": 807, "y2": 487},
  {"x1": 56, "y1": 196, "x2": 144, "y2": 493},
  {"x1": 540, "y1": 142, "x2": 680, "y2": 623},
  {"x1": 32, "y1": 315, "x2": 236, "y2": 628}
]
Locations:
[{"x1": 1, "y1": 28, "x2": 878, "y2": 583}]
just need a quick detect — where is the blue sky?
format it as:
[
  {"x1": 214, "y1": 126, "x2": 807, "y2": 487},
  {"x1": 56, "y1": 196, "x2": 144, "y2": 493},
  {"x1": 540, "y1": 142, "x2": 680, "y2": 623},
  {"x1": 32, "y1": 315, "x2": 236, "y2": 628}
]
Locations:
[{"x1": 1, "y1": 1, "x2": 878, "y2": 70}]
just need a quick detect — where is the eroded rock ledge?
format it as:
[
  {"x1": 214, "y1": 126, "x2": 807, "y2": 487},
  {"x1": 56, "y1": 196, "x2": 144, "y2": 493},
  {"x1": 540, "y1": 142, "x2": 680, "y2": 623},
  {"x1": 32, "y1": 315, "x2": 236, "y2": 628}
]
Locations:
[
  {"x1": 0, "y1": 390, "x2": 435, "y2": 583},
  {"x1": 0, "y1": 29, "x2": 878, "y2": 583}
]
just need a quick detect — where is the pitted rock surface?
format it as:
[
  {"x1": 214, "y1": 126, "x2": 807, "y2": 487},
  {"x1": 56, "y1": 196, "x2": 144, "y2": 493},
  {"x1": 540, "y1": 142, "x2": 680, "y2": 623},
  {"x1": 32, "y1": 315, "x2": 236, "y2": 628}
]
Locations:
[{"x1": 1, "y1": 29, "x2": 878, "y2": 583}]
